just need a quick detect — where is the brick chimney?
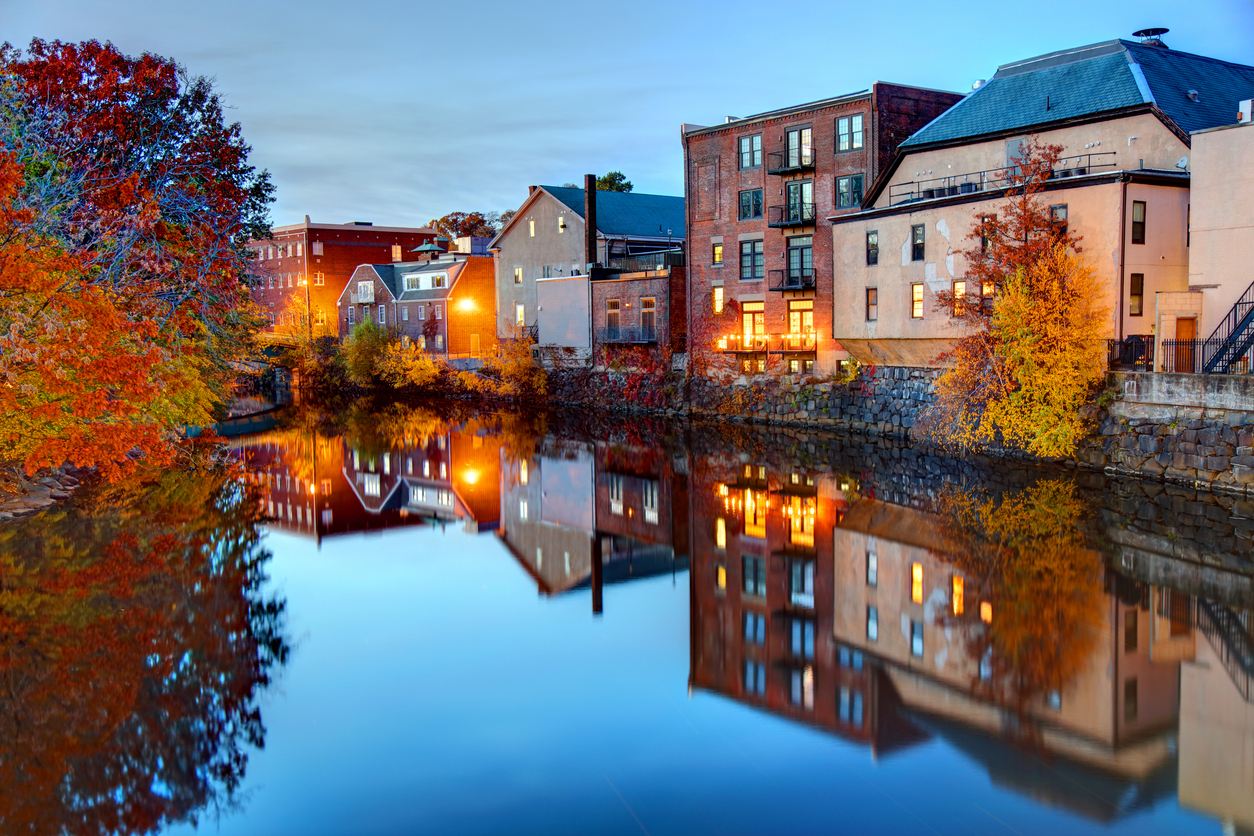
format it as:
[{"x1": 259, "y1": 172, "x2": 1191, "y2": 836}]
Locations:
[{"x1": 584, "y1": 173, "x2": 598, "y2": 269}]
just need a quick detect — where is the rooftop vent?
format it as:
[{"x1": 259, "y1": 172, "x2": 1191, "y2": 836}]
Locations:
[
  {"x1": 1133, "y1": 27, "x2": 1169, "y2": 48},
  {"x1": 972, "y1": 79, "x2": 986, "y2": 91},
  {"x1": 1240, "y1": 99, "x2": 1253, "y2": 124},
  {"x1": 351, "y1": 221, "x2": 373, "y2": 226},
  {"x1": 1187, "y1": 89, "x2": 1200, "y2": 102}
]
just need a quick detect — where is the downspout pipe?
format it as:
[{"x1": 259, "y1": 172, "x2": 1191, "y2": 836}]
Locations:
[
  {"x1": 585, "y1": 174, "x2": 598, "y2": 361},
  {"x1": 1118, "y1": 174, "x2": 1128, "y2": 344}
]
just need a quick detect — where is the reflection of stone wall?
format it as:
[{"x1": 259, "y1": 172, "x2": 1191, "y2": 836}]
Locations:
[{"x1": 1084, "y1": 413, "x2": 1254, "y2": 497}]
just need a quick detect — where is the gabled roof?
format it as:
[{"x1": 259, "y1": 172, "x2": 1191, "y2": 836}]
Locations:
[
  {"x1": 340, "y1": 259, "x2": 466, "y2": 302},
  {"x1": 901, "y1": 39, "x2": 1254, "y2": 150},
  {"x1": 541, "y1": 186, "x2": 685, "y2": 239}
]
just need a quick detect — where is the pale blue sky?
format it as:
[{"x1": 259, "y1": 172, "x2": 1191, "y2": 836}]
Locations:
[{"x1": 7, "y1": 0, "x2": 1252, "y2": 228}]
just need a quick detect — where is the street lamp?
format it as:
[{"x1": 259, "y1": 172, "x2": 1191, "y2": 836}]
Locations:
[{"x1": 298, "y1": 276, "x2": 312, "y2": 344}]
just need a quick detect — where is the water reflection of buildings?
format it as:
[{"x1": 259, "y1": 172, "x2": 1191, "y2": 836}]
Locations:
[
  {"x1": 498, "y1": 437, "x2": 690, "y2": 613},
  {"x1": 234, "y1": 425, "x2": 502, "y2": 544},
  {"x1": 687, "y1": 455, "x2": 1254, "y2": 828}
]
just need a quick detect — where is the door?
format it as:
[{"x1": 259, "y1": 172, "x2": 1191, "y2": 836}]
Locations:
[
  {"x1": 785, "y1": 181, "x2": 813, "y2": 223},
  {"x1": 1175, "y1": 317, "x2": 1196, "y2": 372},
  {"x1": 786, "y1": 236, "x2": 813, "y2": 286}
]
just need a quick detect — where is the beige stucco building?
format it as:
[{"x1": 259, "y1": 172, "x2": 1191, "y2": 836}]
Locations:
[{"x1": 829, "y1": 37, "x2": 1254, "y2": 368}]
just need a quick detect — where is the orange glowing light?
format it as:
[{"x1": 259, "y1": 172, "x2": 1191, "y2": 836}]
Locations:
[
  {"x1": 980, "y1": 601, "x2": 993, "y2": 623},
  {"x1": 911, "y1": 563, "x2": 924, "y2": 604},
  {"x1": 462, "y1": 468, "x2": 480, "y2": 485},
  {"x1": 457, "y1": 298, "x2": 476, "y2": 312}
]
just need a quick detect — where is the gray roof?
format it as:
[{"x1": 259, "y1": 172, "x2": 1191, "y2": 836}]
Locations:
[
  {"x1": 541, "y1": 187, "x2": 685, "y2": 239},
  {"x1": 352, "y1": 260, "x2": 463, "y2": 301},
  {"x1": 902, "y1": 39, "x2": 1254, "y2": 149}
]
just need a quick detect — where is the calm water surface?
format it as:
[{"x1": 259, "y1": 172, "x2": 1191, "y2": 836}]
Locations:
[{"x1": 3, "y1": 403, "x2": 1251, "y2": 835}]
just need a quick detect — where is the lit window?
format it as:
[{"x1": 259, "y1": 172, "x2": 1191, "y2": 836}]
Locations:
[
  {"x1": 712, "y1": 243, "x2": 723, "y2": 265},
  {"x1": 712, "y1": 286, "x2": 724, "y2": 315},
  {"x1": 744, "y1": 489, "x2": 766, "y2": 538},
  {"x1": 717, "y1": 564, "x2": 727, "y2": 591},
  {"x1": 519, "y1": 460, "x2": 528, "y2": 485},
  {"x1": 557, "y1": 215, "x2": 564, "y2": 233},
  {"x1": 911, "y1": 283, "x2": 924, "y2": 319},
  {"x1": 515, "y1": 303, "x2": 525, "y2": 325},
  {"x1": 912, "y1": 562, "x2": 923, "y2": 604},
  {"x1": 313, "y1": 272, "x2": 325, "y2": 286},
  {"x1": 529, "y1": 219, "x2": 535, "y2": 237},
  {"x1": 716, "y1": 517, "x2": 727, "y2": 550},
  {"x1": 953, "y1": 281, "x2": 966, "y2": 315},
  {"x1": 513, "y1": 267, "x2": 522, "y2": 285},
  {"x1": 391, "y1": 244, "x2": 402, "y2": 261},
  {"x1": 980, "y1": 601, "x2": 993, "y2": 623},
  {"x1": 952, "y1": 576, "x2": 964, "y2": 615},
  {"x1": 866, "y1": 287, "x2": 878, "y2": 321}
]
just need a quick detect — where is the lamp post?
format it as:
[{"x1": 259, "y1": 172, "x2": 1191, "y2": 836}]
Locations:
[{"x1": 298, "y1": 276, "x2": 312, "y2": 345}]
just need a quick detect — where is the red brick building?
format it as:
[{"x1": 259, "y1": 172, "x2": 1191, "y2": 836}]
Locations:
[
  {"x1": 250, "y1": 219, "x2": 439, "y2": 339},
  {"x1": 336, "y1": 253, "x2": 498, "y2": 358},
  {"x1": 682, "y1": 84, "x2": 963, "y2": 378},
  {"x1": 589, "y1": 265, "x2": 686, "y2": 369}
]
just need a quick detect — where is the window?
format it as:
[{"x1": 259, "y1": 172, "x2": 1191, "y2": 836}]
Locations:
[
  {"x1": 312, "y1": 241, "x2": 324, "y2": 256},
  {"x1": 363, "y1": 473, "x2": 381, "y2": 497},
  {"x1": 606, "y1": 299, "x2": 621, "y2": 331},
  {"x1": 391, "y1": 244, "x2": 402, "y2": 261},
  {"x1": 743, "y1": 556, "x2": 767, "y2": 596},
  {"x1": 910, "y1": 620, "x2": 924, "y2": 657},
  {"x1": 519, "y1": 499, "x2": 528, "y2": 520},
  {"x1": 1050, "y1": 204, "x2": 1068, "y2": 235},
  {"x1": 980, "y1": 601, "x2": 993, "y2": 623},
  {"x1": 435, "y1": 334, "x2": 443, "y2": 349},
  {"x1": 744, "y1": 660, "x2": 766, "y2": 696},
  {"x1": 790, "y1": 668, "x2": 814, "y2": 710},
  {"x1": 401, "y1": 305, "x2": 408, "y2": 321},
  {"x1": 528, "y1": 219, "x2": 535, "y2": 237},
  {"x1": 836, "y1": 114, "x2": 864, "y2": 151},
  {"x1": 519, "y1": 460, "x2": 528, "y2": 485},
  {"x1": 378, "y1": 305, "x2": 386, "y2": 325},
  {"x1": 357, "y1": 280, "x2": 374, "y2": 303},
  {"x1": 432, "y1": 274, "x2": 446, "y2": 289},
  {"x1": 288, "y1": 274, "x2": 294, "y2": 288},
  {"x1": 785, "y1": 126, "x2": 813, "y2": 167},
  {"x1": 866, "y1": 288, "x2": 878, "y2": 321},
  {"x1": 784, "y1": 180, "x2": 813, "y2": 224},
  {"x1": 557, "y1": 215, "x2": 564, "y2": 233},
  {"x1": 1124, "y1": 678, "x2": 1138, "y2": 722},
  {"x1": 911, "y1": 283, "x2": 924, "y2": 319},
  {"x1": 513, "y1": 267, "x2": 522, "y2": 285},
  {"x1": 787, "y1": 298, "x2": 813, "y2": 335},
  {"x1": 738, "y1": 134, "x2": 762, "y2": 169},
  {"x1": 952, "y1": 576, "x2": 964, "y2": 615},
  {"x1": 839, "y1": 687, "x2": 864, "y2": 727},
  {"x1": 608, "y1": 474, "x2": 624, "y2": 515},
  {"x1": 911, "y1": 224, "x2": 925, "y2": 261},
  {"x1": 712, "y1": 286, "x2": 724, "y2": 315},
  {"x1": 740, "y1": 240, "x2": 764, "y2": 280},
  {"x1": 542, "y1": 264, "x2": 555, "y2": 279},
  {"x1": 911, "y1": 562, "x2": 923, "y2": 604},
  {"x1": 515, "y1": 303, "x2": 525, "y2": 325},
  {"x1": 418, "y1": 305, "x2": 426, "y2": 320},
  {"x1": 643, "y1": 479, "x2": 658, "y2": 524},
  {"x1": 313, "y1": 272, "x2": 325, "y2": 286},
  {"x1": 297, "y1": 242, "x2": 304, "y2": 257},
  {"x1": 434, "y1": 304, "x2": 442, "y2": 319},
  {"x1": 866, "y1": 542, "x2": 877, "y2": 587},
  {"x1": 836, "y1": 175, "x2": 864, "y2": 208},
  {"x1": 790, "y1": 561, "x2": 815, "y2": 608},
  {"x1": 982, "y1": 279, "x2": 995, "y2": 313},
  {"x1": 741, "y1": 300, "x2": 765, "y2": 338},
  {"x1": 838, "y1": 646, "x2": 864, "y2": 671},
  {"x1": 403, "y1": 274, "x2": 419, "y2": 291},
  {"x1": 952, "y1": 281, "x2": 966, "y2": 315},
  {"x1": 738, "y1": 189, "x2": 763, "y2": 220},
  {"x1": 866, "y1": 605, "x2": 878, "y2": 640},
  {"x1": 1125, "y1": 609, "x2": 1138, "y2": 653},
  {"x1": 790, "y1": 619, "x2": 815, "y2": 660},
  {"x1": 1130, "y1": 273, "x2": 1144, "y2": 316},
  {"x1": 715, "y1": 517, "x2": 726, "y2": 550},
  {"x1": 785, "y1": 236, "x2": 812, "y2": 285},
  {"x1": 347, "y1": 306, "x2": 355, "y2": 325},
  {"x1": 866, "y1": 231, "x2": 878, "y2": 265},
  {"x1": 712, "y1": 243, "x2": 723, "y2": 265},
  {"x1": 743, "y1": 611, "x2": 766, "y2": 646},
  {"x1": 1131, "y1": 201, "x2": 1146, "y2": 245},
  {"x1": 641, "y1": 298, "x2": 656, "y2": 334}
]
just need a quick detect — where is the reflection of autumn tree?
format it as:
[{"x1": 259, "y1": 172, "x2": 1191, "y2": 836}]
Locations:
[
  {"x1": 0, "y1": 468, "x2": 289, "y2": 835},
  {"x1": 935, "y1": 479, "x2": 1104, "y2": 721}
]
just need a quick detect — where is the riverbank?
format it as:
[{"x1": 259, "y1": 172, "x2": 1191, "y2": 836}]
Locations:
[{"x1": 0, "y1": 464, "x2": 86, "y2": 521}]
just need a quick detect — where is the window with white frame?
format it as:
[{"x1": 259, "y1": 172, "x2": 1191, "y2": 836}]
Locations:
[
  {"x1": 391, "y1": 244, "x2": 402, "y2": 261},
  {"x1": 608, "y1": 474, "x2": 624, "y2": 515},
  {"x1": 357, "y1": 281, "x2": 374, "y2": 303},
  {"x1": 378, "y1": 305, "x2": 386, "y2": 325},
  {"x1": 643, "y1": 480, "x2": 659, "y2": 524},
  {"x1": 434, "y1": 305, "x2": 442, "y2": 320},
  {"x1": 402, "y1": 306, "x2": 408, "y2": 321}
]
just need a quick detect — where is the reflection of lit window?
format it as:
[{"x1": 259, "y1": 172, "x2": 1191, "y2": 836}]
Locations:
[
  {"x1": 980, "y1": 601, "x2": 993, "y2": 623},
  {"x1": 952, "y1": 576, "x2": 964, "y2": 615},
  {"x1": 790, "y1": 667, "x2": 814, "y2": 710},
  {"x1": 743, "y1": 556, "x2": 767, "y2": 597},
  {"x1": 643, "y1": 480, "x2": 659, "y2": 524},
  {"x1": 382, "y1": 453, "x2": 390, "y2": 475},
  {"x1": 609, "y1": 474, "x2": 624, "y2": 515},
  {"x1": 716, "y1": 517, "x2": 727, "y2": 550},
  {"x1": 867, "y1": 606, "x2": 878, "y2": 641},
  {"x1": 838, "y1": 687, "x2": 864, "y2": 726},
  {"x1": 363, "y1": 473, "x2": 381, "y2": 497},
  {"x1": 790, "y1": 619, "x2": 815, "y2": 659},
  {"x1": 790, "y1": 561, "x2": 814, "y2": 608},
  {"x1": 406, "y1": 459, "x2": 413, "y2": 475},
  {"x1": 744, "y1": 611, "x2": 765, "y2": 645},
  {"x1": 519, "y1": 499, "x2": 528, "y2": 520},
  {"x1": 910, "y1": 620, "x2": 923, "y2": 657},
  {"x1": 519, "y1": 460, "x2": 528, "y2": 485},
  {"x1": 439, "y1": 462, "x2": 447, "y2": 479},
  {"x1": 744, "y1": 661, "x2": 766, "y2": 696},
  {"x1": 423, "y1": 461, "x2": 430, "y2": 478},
  {"x1": 744, "y1": 489, "x2": 766, "y2": 538},
  {"x1": 788, "y1": 496, "x2": 815, "y2": 547},
  {"x1": 912, "y1": 562, "x2": 923, "y2": 604},
  {"x1": 716, "y1": 564, "x2": 726, "y2": 591}
]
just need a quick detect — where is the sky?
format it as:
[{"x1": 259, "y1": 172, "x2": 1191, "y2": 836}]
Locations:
[{"x1": 7, "y1": 0, "x2": 1252, "y2": 229}]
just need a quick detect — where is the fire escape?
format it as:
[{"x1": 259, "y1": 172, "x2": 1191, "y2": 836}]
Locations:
[
  {"x1": 1197, "y1": 599, "x2": 1254, "y2": 703},
  {"x1": 1202, "y1": 278, "x2": 1254, "y2": 374}
]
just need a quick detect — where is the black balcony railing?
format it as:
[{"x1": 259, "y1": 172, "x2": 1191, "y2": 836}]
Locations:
[
  {"x1": 769, "y1": 268, "x2": 816, "y2": 292},
  {"x1": 768, "y1": 202, "x2": 816, "y2": 227},
  {"x1": 1107, "y1": 336, "x2": 1155, "y2": 371},
  {"x1": 772, "y1": 333, "x2": 817, "y2": 353},
  {"x1": 719, "y1": 334, "x2": 769, "y2": 353},
  {"x1": 719, "y1": 333, "x2": 817, "y2": 354},
  {"x1": 1160, "y1": 339, "x2": 1205, "y2": 374},
  {"x1": 605, "y1": 249, "x2": 685, "y2": 274},
  {"x1": 766, "y1": 149, "x2": 816, "y2": 175},
  {"x1": 518, "y1": 324, "x2": 538, "y2": 343},
  {"x1": 887, "y1": 153, "x2": 1119, "y2": 206},
  {"x1": 598, "y1": 325, "x2": 657, "y2": 344}
]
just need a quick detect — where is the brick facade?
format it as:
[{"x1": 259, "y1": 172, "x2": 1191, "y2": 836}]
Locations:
[
  {"x1": 683, "y1": 84, "x2": 963, "y2": 381},
  {"x1": 251, "y1": 220, "x2": 438, "y2": 339},
  {"x1": 589, "y1": 267, "x2": 686, "y2": 367}
]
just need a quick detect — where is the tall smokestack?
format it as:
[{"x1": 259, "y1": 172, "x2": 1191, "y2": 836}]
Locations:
[{"x1": 584, "y1": 173, "x2": 598, "y2": 269}]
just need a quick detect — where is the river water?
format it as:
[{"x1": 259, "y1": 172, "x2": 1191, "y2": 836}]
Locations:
[{"x1": 2, "y1": 402, "x2": 1251, "y2": 835}]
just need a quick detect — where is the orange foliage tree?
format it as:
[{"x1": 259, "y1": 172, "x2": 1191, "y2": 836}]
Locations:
[
  {"x1": 0, "y1": 40, "x2": 273, "y2": 479},
  {"x1": 920, "y1": 137, "x2": 1107, "y2": 457}
]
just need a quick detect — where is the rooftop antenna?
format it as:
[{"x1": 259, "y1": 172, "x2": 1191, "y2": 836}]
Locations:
[{"x1": 1132, "y1": 27, "x2": 1169, "y2": 48}]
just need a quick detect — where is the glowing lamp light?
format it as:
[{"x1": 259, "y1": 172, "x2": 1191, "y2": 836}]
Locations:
[
  {"x1": 462, "y1": 468, "x2": 480, "y2": 485},
  {"x1": 980, "y1": 601, "x2": 993, "y2": 623},
  {"x1": 457, "y1": 298, "x2": 476, "y2": 312}
]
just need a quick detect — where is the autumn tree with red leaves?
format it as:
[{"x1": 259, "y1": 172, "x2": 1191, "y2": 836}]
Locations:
[{"x1": 0, "y1": 39, "x2": 273, "y2": 479}]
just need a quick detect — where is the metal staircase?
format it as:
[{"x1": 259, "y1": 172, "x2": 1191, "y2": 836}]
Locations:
[
  {"x1": 1197, "y1": 599, "x2": 1254, "y2": 703},
  {"x1": 1202, "y1": 278, "x2": 1254, "y2": 374}
]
